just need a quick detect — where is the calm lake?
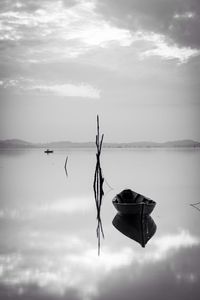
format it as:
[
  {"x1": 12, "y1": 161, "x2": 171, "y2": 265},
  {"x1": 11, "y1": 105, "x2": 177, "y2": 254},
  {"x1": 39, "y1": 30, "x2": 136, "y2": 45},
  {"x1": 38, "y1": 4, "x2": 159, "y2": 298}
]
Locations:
[{"x1": 0, "y1": 148, "x2": 200, "y2": 300}]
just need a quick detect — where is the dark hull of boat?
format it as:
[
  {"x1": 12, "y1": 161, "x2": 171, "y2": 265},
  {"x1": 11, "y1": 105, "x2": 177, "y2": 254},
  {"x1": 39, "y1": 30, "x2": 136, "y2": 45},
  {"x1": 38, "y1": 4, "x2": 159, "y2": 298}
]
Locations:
[
  {"x1": 44, "y1": 150, "x2": 53, "y2": 154},
  {"x1": 113, "y1": 213, "x2": 156, "y2": 247},
  {"x1": 112, "y1": 197, "x2": 156, "y2": 215}
]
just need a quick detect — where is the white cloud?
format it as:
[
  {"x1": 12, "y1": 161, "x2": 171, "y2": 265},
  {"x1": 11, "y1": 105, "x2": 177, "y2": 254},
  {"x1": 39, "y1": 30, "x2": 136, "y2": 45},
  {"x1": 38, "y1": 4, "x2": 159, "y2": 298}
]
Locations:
[
  {"x1": 0, "y1": 196, "x2": 93, "y2": 220},
  {"x1": 151, "y1": 230, "x2": 200, "y2": 260},
  {"x1": 176, "y1": 272, "x2": 198, "y2": 283},
  {"x1": 39, "y1": 196, "x2": 93, "y2": 213},
  {"x1": 142, "y1": 41, "x2": 199, "y2": 64},
  {"x1": 0, "y1": 245, "x2": 133, "y2": 298},
  {"x1": 0, "y1": 230, "x2": 199, "y2": 299},
  {"x1": 28, "y1": 83, "x2": 100, "y2": 98},
  {"x1": 174, "y1": 12, "x2": 196, "y2": 19},
  {"x1": 0, "y1": 0, "x2": 132, "y2": 61},
  {"x1": 137, "y1": 32, "x2": 200, "y2": 63},
  {"x1": 0, "y1": 78, "x2": 100, "y2": 98},
  {"x1": 0, "y1": 0, "x2": 198, "y2": 65}
]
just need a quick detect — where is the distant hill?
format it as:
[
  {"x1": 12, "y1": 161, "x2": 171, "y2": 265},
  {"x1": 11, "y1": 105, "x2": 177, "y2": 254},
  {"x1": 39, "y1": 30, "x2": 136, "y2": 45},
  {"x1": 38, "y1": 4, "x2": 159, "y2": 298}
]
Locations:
[
  {"x1": 105, "y1": 139, "x2": 200, "y2": 148},
  {"x1": 0, "y1": 139, "x2": 200, "y2": 149},
  {"x1": 0, "y1": 139, "x2": 35, "y2": 148}
]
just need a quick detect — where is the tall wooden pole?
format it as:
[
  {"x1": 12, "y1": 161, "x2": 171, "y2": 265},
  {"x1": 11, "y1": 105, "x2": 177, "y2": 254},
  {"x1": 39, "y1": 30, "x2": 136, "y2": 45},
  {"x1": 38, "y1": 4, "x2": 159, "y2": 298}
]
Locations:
[{"x1": 93, "y1": 115, "x2": 104, "y2": 255}]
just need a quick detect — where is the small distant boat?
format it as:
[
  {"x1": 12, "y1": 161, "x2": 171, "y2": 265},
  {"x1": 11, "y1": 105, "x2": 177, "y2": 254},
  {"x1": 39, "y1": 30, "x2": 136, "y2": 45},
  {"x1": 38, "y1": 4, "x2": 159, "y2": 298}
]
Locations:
[
  {"x1": 112, "y1": 189, "x2": 156, "y2": 215},
  {"x1": 44, "y1": 149, "x2": 54, "y2": 154}
]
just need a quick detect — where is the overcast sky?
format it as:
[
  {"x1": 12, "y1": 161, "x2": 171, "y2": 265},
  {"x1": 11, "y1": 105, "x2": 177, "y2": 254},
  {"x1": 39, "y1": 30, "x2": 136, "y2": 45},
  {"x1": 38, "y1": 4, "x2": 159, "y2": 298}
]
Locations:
[{"x1": 0, "y1": 0, "x2": 200, "y2": 142}]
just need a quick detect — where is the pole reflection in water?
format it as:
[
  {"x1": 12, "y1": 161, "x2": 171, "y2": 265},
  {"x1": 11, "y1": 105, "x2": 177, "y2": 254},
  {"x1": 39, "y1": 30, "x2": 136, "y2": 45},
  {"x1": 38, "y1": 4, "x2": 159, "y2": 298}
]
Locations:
[
  {"x1": 190, "y1": 201, "x2": 200, "y2": 212},
  {"x1": 64, "y1": 155, "x2": 68, "y2": 178},
  {"x1": 93, "y1": 115, "x2": 104, "y2": 255},
  {"x1": 112, "y1": 213, "x2": 157, "y2": 247}
]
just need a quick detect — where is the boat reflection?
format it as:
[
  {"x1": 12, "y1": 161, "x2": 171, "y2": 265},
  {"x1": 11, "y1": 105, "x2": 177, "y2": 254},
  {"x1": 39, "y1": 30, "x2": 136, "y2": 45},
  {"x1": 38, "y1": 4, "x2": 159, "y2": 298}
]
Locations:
[{"x1": 112, "y1": 213, "x2": 157, "y2": 247}]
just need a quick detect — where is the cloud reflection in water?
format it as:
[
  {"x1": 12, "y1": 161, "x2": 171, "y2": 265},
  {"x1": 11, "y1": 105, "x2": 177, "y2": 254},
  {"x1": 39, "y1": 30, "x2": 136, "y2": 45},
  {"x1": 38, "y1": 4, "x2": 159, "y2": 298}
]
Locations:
[{"x1": 0, "y1": 227, "x2": 199, "y2": 300}]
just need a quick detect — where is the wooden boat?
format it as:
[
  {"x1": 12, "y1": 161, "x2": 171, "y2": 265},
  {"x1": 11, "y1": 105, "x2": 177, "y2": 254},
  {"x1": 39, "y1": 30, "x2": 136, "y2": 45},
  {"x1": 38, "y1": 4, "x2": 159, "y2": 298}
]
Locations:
[
  {"x1": 44, "y1": 149, "x2": 54, "y2": 154},
  {"x1": 112, "y1": 189, "x2": 156, "y2": 215},
  {"x1": 112, "y1": 213, "x2": 157, "y2": 247}
]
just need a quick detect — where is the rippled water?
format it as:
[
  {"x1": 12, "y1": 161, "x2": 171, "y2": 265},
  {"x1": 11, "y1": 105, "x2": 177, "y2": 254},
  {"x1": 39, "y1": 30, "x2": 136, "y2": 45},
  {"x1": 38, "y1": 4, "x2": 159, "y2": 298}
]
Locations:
[{"x1": 0, "y1": 148, "x2": 200, "y2": 300}]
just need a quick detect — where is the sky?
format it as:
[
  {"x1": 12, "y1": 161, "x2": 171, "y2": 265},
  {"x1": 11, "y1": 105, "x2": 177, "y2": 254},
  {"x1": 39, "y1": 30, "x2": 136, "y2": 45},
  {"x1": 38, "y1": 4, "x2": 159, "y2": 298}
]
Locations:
[{"x1": 0, "y1": 0, "x2": 200, "y2": 142}]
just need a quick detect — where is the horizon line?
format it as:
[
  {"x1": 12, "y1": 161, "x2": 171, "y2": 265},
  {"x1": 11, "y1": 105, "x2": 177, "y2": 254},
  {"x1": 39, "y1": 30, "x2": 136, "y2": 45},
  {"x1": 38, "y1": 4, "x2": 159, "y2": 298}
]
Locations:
[{"x1": 0, "y1": 138, "x2": 200, "y2": 144}]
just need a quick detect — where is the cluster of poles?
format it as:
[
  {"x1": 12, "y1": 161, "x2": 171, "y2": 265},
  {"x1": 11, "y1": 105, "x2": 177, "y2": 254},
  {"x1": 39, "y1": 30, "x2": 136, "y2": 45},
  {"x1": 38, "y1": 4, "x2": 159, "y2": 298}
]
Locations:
[
  {"x1": 64, "y1": 115, "x2": 107, "y2": 255},
  {"x1": 93, "y1": 115, "x2": 105, "y2": 255}
]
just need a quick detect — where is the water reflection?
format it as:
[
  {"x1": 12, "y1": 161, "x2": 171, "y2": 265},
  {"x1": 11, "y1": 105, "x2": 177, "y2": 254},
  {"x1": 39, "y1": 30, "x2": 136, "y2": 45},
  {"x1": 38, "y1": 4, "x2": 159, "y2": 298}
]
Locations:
[
  {"x1": 190, "y1": 201, "x2": 200, "y2": 212},
  {"x1": 93, "y1": 116, "x2": 104, "y2": 255},
  {"x1": 1, "y1": 149, "x2": 200, "y2": 300},
  {"x1": 113, "y1": 214, "x2": 157, "y2": 247},
  {"x1": 64, "y1": 155, "x2": 68, "y2": 178}
]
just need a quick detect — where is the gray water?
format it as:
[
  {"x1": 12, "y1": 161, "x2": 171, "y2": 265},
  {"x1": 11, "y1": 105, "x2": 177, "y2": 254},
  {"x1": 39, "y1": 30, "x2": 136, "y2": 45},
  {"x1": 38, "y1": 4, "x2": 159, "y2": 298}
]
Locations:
[{"x1": 0, "y1": 148, "x2": 200, "y2": 300}]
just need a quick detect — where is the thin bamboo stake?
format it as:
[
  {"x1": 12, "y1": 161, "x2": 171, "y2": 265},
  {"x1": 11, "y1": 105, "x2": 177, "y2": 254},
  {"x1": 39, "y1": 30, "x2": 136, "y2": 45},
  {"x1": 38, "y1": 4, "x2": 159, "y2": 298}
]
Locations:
[
  {"x1": 64, "y1": 156, "x2": 68, "y2": 177},
  {"x1": 190, "y1": 202, "x2": 200, "y2": 212}
]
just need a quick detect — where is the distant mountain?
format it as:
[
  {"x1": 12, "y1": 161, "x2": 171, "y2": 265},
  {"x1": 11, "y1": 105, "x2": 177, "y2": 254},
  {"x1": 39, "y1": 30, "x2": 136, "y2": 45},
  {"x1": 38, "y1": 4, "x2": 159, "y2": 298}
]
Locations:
[
  {"x1": 0, "y1": 139, "x2": 35, "y2": 148},
  {"x1": 104, "y1": 139, "x2": 200, "y2": 148},
  {"x1": 0, "y1": 139, "x2": 95, "y2": 149},
  {"x1": 162, "y1": 140, "x2": 200, "y2": 147},
  {"x1": 0, "y1": 139, "x2": 200, "y2": 149},
  {"x1": 42, "y1": 141, "x2": 95, "y2": 148}
]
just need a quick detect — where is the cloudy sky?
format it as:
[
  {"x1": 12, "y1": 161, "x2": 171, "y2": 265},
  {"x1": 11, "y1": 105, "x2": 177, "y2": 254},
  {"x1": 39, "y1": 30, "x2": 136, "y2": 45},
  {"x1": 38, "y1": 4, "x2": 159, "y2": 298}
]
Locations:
[{"x1": 0, "y1": 0, "x2": 200, "y2": 142}]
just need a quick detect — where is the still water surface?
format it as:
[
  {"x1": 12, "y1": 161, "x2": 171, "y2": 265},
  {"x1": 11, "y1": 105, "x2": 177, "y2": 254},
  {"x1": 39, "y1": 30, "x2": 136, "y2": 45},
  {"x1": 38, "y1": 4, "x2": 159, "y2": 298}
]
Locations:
[{"x1": 0, "y1": 148, "x2": 200, "y2": 300}]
